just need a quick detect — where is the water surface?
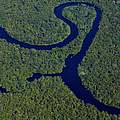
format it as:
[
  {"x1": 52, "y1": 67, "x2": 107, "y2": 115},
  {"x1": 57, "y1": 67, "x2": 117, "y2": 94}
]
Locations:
[{"x1": 0, "y1": 2, "x2": 120, "y2": 115}]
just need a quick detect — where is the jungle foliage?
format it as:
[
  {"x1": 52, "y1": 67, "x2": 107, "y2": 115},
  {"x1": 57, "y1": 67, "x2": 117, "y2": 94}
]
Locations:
[{"x1": 0, "y1": 0, "x2": 120, "y2": 120}]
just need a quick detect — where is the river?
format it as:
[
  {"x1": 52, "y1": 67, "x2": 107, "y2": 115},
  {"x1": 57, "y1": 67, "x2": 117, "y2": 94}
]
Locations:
[{"x1": 0, "y1": 2, "x2": 120, "y2": 115}]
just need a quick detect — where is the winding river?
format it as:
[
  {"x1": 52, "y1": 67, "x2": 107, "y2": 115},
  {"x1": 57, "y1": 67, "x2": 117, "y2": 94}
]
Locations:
[{"x1": 0, "y1": 2, "x2": 120, "y2": 115}]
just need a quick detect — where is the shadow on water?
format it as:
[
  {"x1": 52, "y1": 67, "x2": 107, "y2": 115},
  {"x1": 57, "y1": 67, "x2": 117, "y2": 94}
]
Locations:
[{"x1": 0, "y1": 2, "x2": 120, "y2": 115}]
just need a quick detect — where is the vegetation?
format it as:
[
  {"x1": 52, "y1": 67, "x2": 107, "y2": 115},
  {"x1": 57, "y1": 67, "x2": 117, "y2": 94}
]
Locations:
[
  {"x1": 78, "y1": 0, "x2": 120, "y2": 108},
  {"x1": 0, "y1": 0, "x2": 120, "y2": 119}
]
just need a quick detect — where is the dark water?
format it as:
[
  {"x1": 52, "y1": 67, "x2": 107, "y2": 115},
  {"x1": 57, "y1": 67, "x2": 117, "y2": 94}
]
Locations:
[{"x1": 0, "y1": 2, "x2": 120, "y2": 115}]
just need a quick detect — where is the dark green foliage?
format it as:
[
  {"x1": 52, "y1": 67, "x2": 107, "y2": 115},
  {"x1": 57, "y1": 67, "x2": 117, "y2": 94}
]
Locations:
[
  {"x1": 0, "y1": 0, "x2": 120, "y2": 119},
  {"x1": 78, "y1": 0, "x2": 120, "y2": 108}
]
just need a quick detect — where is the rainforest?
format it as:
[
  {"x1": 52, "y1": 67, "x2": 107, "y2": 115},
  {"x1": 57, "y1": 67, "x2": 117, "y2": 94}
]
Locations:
[{"x1": 0, "y1": 0, "x2": 120, "y2": 120}]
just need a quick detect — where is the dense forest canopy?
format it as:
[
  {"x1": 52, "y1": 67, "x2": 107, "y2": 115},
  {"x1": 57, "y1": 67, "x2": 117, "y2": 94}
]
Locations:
[{"x1": 0, "y1": 0, "x2": 120, "y2": 119}]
